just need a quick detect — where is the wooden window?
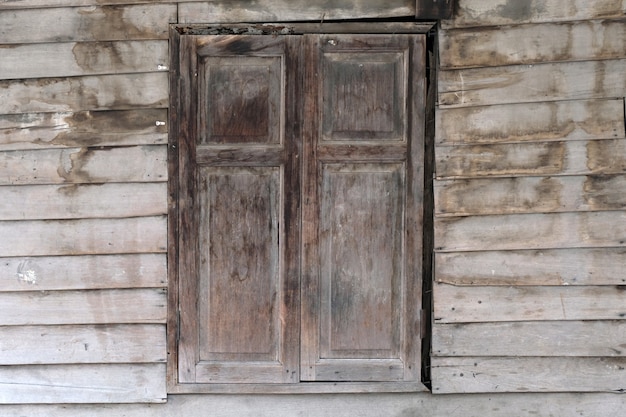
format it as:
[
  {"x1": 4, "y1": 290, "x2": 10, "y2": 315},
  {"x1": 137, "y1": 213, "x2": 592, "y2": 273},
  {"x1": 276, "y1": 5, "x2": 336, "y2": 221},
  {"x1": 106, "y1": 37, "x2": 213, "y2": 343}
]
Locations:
[{"x1": 168, "y1": 24, "x2": 429, "y2": 393}]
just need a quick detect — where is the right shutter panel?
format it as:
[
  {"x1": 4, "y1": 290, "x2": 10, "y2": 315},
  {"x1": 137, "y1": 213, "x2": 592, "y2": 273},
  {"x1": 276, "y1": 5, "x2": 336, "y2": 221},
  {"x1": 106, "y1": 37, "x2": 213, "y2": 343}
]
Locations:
[{"x1": 300, "y1": 34, "x2": 426, "y2": 384}]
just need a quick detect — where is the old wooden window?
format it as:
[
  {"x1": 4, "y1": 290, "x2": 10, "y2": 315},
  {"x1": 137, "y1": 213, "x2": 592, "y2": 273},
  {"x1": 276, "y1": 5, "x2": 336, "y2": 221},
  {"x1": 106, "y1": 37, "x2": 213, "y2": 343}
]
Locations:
[{"x1": 168, "y1": 23, "x2": 430, "y2": 393}]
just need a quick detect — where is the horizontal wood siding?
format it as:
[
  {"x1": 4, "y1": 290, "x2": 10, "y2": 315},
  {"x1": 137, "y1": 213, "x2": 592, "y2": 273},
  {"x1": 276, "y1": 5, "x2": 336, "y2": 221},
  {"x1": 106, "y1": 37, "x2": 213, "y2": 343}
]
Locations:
[
  {"x1": 433, "y1": 0, "x2": 626, "y2": 394},
  {"x1": 0, "y1": 0, "x2": 168, "y2": 404}
]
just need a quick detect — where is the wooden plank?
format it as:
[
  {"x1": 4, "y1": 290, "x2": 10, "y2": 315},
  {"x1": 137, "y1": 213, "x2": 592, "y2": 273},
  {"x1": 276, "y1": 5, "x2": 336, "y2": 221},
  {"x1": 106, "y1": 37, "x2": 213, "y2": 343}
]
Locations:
[
  {"x1": 435, "y1": 211, "x2": 626, "y2": 252},
  {"x1": 433, "y1": 321, "x2": 626, "y2": 357},
  {"x1": 0, "y1": 254, "x2": 166, "y2": 291},
  {"x1": 435, "y1": 175, "x2": 626, "y2": 216},
  {"x1": 435, "y1": 99, "x2": 625, "y2": 145},
  {"x1": 0, "y1": 72, "x2": 168, "y2": 114},
  {"x1": 431, "y1": 357, "x2": 626, "y2": 393},
  {"x1": 439, "y1": 59, "x2": 626, "y2": 108},
  {"x1": 0, "y1": 109, "x2": 168, "y2": 151},
  {"x1": 433, "y1": 284, "x2": 626, "y2": 323},
  {"x1": 435, "y1": 139, "x2": 626, "y2": 179},
  {"x1": 0, "y1": 324, "x2": 165, "y2": 364},
  {"x1": 178, "y1": 0, "x2": 415, "y2": 23},
  {"x1": 0, "y1": 183, "x2": 166, "y2": 220},
  {"x1": 416, "y1": 0, "x2": 454, "y2": 19},
  {"x1": 1, "y1": 145, "x2": 167, "y2": 185},
  {"x1": 0, "y1": 216, "x2": 166, "y2": 257},
  {"x1": 0, "y1": 4, "x2": 176, "y2": 43},
  {"x1": 0, "y1": 0, "x2": 173, "y2": 8},
  {"x1": 442, "y1": 0, "x2": 626, "y2": 29},
  {"x1": 0, "y1": 41, "x2": 168, "y2": 80},
  {"x1": 435, "y1": 248, "x2": 626, "y2": 286},
  {"x1": 0, "y1": 288, "x2": 166, "y2": 325},
  {"x1": 0, "y1": 364, "x2": 166, "y2": 403},
  {"x1": 440, "y1": 19, "x2": 626, "y2": 69}
]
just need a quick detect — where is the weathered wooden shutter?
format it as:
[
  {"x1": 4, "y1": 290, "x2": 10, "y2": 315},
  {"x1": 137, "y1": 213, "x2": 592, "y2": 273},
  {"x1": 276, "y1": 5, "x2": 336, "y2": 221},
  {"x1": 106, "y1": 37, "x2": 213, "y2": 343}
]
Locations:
[
  {"x1": 177, "y1": 34, "x2": 301, "y2": 384},
  {"x1": 300, "y1": 34, "x2": 426, "y2": 383}
]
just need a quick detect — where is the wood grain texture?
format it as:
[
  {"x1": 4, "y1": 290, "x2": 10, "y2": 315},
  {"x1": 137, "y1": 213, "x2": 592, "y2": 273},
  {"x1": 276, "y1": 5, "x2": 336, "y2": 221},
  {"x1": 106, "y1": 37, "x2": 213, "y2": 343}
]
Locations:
[
  {"x1": 433, "y1": 284, "x2": 626, "y2": 323},
  {"x1": 0, "y1": 364, "x2": 166, "y2": 403},
  {"x1": 0, "y1": 109, "x2": 168, "y2": 151},
  {"x1": 0, "y1": 183, "x2": 166, "y2": 220},
  {"x1": 0, "y1": 72, "x2": 168, "y2": 114},
  {"x1": 442, "y1": 0, "x2": 626, "y2": 29},
  {"x1": 0, "y1": 324, "x2": 165, "y2": 364},
  {"x1": 0, "y1": 288, "x2": 166, "y2": 325},
  {"x1": 431, "y1": 357, "x2": 626, "y2": 393},
  {"x1": 2, "y1": 393, "x2": 626, "y2": 417},
  {"x1": 435, "y1": 175, "x2": 626, "y2": 216},
  {"x1": 433, "y1": 321, "x2": 626, "y2": 357},
  {"x1": 0, "y1": 216, "x2": 166, "y2": 257},
  {"x1": 435, "y1": 211, "x2": 626, "y2": 252},
  {"x1": 0, "y1": 254, "x2": 167, "y2": 291},
  {"x1": 435, "y1": 248, "x2": 626, "y2": 286},
  {"x1": 440, "y1": 19, "x2": 626, "y2": 69},
  {"x1": 436, "y1": 99, "x2": 625, "y2": 145},
  {"x1": 1, "y1": 145, "x2": 167, "y2": 185},
  {"x1": 177, "y1": 0, "x2": 415, "y2": 23},
  {"x1": 435, "y1": 139, "x2": 626, "y2": 179},
  {"x1": 439, "y1": 59, "x2": 626, "y2": 108},
  {"x1": 0, "y1": 41, "x2": 168, "y2": 80},
  {"x1": 0, "y1": 4, "x2": 176, "y2": 43}
]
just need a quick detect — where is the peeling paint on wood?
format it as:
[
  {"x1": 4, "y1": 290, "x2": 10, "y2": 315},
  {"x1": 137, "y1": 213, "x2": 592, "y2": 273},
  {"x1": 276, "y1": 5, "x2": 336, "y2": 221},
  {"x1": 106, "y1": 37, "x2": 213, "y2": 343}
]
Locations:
[
  {"x1": 0, "y1": 4, "x2": 176, "y2": 43},
  {"x1": 442, "y1": 0, "x2": 626, "y2": 29},
  {"x1": 433, "y1": 283, "x2": 626, "y2": 322},
  {"x1": 1, "y1": 145, "x2": 167, "y2": 185},
  {"x1": 0, "y1": 109, "x2": 167, "y2": 151},
  {"x1": 436, "y1": 248, "x2": 626, "y2": 286},
  {"x1": 436, "y1": 99, "x2": 625, "y2": 145},
  {"x1": 0, "y1": 41, "x2": 168, "y2": 80},
  {"x1": 0, "y1": 254, "x2": 167, "y2": 291},
  {"x1": 0, "y1": 72, "x2": 168, "y2": 114},
  {"x1": 439, "y1": 59, "x2": 626, "y2": 107}
]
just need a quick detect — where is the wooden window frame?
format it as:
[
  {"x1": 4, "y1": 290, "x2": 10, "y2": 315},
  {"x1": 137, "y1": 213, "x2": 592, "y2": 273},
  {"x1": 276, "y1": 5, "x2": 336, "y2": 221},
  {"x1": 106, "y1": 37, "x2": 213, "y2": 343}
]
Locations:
[{"x1": 167, "y1": 22, "x2": 435, "y2": 394}]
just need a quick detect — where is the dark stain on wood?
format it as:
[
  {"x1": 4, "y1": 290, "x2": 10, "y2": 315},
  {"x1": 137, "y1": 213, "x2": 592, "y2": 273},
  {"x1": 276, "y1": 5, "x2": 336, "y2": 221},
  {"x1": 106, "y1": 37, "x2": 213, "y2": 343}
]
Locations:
[
  {"x1": 587, "y1": 139, "x2": 626, "y2": 173},
  {"x1": 583, "y1": 175, "x2": 626, "y2": 209}
]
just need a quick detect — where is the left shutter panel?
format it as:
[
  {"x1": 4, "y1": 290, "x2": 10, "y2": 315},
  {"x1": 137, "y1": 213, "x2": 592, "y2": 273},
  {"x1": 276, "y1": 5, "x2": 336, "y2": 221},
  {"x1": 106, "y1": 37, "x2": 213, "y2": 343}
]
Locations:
[{"x1": 178, "y1": 35, "x2": 302, "y2": 384}]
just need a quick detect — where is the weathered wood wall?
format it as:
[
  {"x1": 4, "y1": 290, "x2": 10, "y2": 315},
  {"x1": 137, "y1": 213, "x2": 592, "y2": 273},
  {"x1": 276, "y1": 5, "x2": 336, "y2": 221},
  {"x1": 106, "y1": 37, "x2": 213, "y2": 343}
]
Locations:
[
  {"x1": 0, "y1": 0, "x2": 173, "y2": 403},
  {"x1": 432, "y1": 0, "x2": 626, "y2": 394}
]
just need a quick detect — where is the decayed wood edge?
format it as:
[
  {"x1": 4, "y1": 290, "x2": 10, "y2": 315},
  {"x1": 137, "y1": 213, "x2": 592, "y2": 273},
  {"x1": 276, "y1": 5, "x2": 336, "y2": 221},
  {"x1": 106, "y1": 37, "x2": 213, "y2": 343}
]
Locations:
[
  {"x1": 0, "y1": 253, "x2": 167, "y2": 291},
  {"x1": 439, "y1": 19, "x2": 626, "y2": 69},
  {"x1": 440, "y1": 0, "x2": 626, "y2": 29},
  {"x1": 1, "y1": 145, "x2": 167, "y2": 185},
  {"x1": 0, "y1": 288, "x2": 167, "y2": 325},
  {"x1": 438, "y1": 58, "x2": 626, "y2": 108},
  {"x1": 431, "y1": 357, "x2": 626, "y2": 393},
  {"x1": 0, "y1": 324, "x2": 166, "y2": 364},
  {"x1": 0, "y1": 4, "x2": 176, "y2": 43},
  {"x1": 434, "y1": 174, "x2": 626, "y2": 217},
  {"x1": 0, "y1": 364, "x2": 166, "y2": 403},
  {"x1": 433, "y1": 284, "x2": 626, "y2": 323},
  {"x1": 434, "y1": 211, "x2": 626, "y2": 252},
  {"x1": 435, "y1": 248, "x2": 626, "y2": 286},
  {"x1": 2, "y1": 392, "x2": 626, "y2": 417},
  {"x1": 432, "y1": 321, "x2": 626, "y2": 357},
  {"x1": 175, "y1": 22, "x2": 434, "y2": 35},
  {"x1": 0, "y1": 41, "x2": 168, "y2": 81},
  {"x1": 0, "y1": 183, "x2": 167, "y2": 220},
  {"x1": 0, "y1": 72, "x2": 168, "y2": 114},
  {"x1": 0, "y1": 109, "x2": 168, "y2": 151},
  {"x1": 435, "y1": 138, "x2": 626, "y2": 179},
  {"x1": 177, "y1": 0, "x2": 416, "y2": 24},
  {"x1": 0, "y1": 216, "x2": 167, "y2": 257},
  {"x1": 435, "y1": 99, "x2": 625, "y2": 146}
]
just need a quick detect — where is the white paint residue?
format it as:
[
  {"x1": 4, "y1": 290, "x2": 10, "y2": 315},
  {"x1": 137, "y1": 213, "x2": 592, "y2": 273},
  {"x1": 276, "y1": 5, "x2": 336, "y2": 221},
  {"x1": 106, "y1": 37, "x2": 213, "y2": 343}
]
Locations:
[
  {"x1": 156, "y1": 121, "x2": 166, "y2": 126},
  {"x1": 16, "y1": 259, "x2": 39, "y2": 285},
  {"x1": 157, "y1": 64, "x2": 168, "y2": 71}
]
